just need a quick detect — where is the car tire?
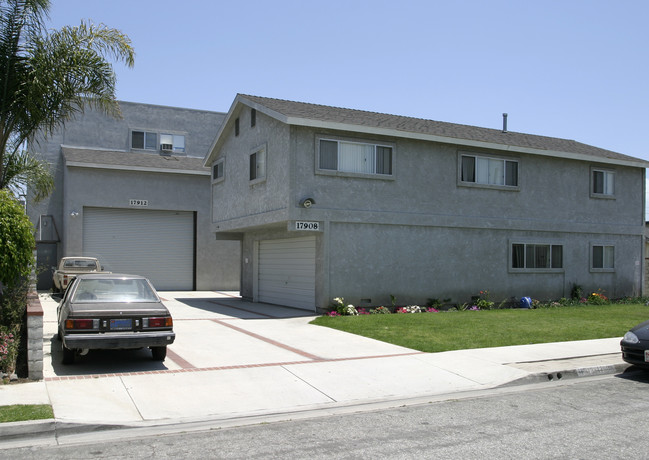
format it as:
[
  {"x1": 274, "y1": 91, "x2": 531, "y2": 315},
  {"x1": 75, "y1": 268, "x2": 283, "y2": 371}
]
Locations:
[
  {"x1": 151, "y1": 346, "x2": 167, "y2": 361},
  {"x1": 62, "y1": 342, "x2": 75, "y2": 364}
]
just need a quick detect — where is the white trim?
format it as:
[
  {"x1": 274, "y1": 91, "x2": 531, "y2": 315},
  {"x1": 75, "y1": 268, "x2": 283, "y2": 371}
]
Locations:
[{"x1": 65, "y1": 161, "x2": 209, "y2": 176}]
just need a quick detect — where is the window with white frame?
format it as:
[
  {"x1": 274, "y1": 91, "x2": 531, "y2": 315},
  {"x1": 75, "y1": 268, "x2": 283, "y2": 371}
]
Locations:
[
  {"x1": 250, "y1": 146, "x2": 266, "y2": 181},
  {"x1": 160, "y1": 134, "x2": 185, "y2": 153},
  {"x1": 511, "y1": 243, "x2": 563, "y2": 270},
  {"x1": 461, "y1": 154, "x2": 518, "y2": 187},
  {"x1": 592, "y1": 169, "x2": 614, "y2": 196},
  {"x1": 131, "y1": 131, "x2": 157, "y2": 150},
  {"x1": 212, "y1": 159, "x2": 224, "y2": 182},
  {"x1": 318, "y1": 139, "x2": 393, "y2": 176},
  {"x1": 592, "y1": 244, "x2": 614, "y2": 270},
  {"x1": 132, "y1": 130, "x2": 185, "y2": 153}
]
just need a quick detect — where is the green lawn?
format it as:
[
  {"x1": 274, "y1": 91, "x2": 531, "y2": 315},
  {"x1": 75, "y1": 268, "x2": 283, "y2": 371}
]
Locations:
[
  {"x1": 310, "y1": 303, "x2": 649, "y2": 352},
  {"x1": 0, "y1": 404, "x2": 53, "y2": 423}
]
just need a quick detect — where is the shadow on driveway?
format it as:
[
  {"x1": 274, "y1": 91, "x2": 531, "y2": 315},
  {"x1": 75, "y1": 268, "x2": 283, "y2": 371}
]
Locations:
[
  {"x1": 48, "y1": 336, "x2": 172, "y2": 377},
  {"x1": 174, "y1": 296, "x2": 316, "y2": 319}
]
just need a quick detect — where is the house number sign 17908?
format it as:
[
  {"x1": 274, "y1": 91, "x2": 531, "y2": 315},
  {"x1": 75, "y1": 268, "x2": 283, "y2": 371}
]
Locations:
[{"x1": 295, "y1": 221, "x2": 320, "y2": 231}]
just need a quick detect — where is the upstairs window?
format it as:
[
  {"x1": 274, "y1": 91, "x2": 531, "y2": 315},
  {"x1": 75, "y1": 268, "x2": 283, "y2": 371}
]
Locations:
[
  {"x1": 512, "y1": 243, "x2": 563, "y2": 270},
  {"x1": 250, "y1": 146, "x2": 266, "y2": 182},
  {"x1": 212, "y1": 159, "x2": 224, "y2": 183},
  {"x1": 160, "y1": 134, "x2": 185, "y2": 153},
  {"x1": 592, "y1": 169, "x2": 614, "y2": 196},
  {"x1": 319, "y1": 139, "x2": 393, "y2": 176},
  {"x1": 461, "y1": 154, "x2": 518, "y2": 187},
  {"x1": 132, "y1": 130, "x2": 185, "y2": 153},
  {"x1": 251, "y1": 109, "x2": 256, "y2": 127},
  {"x1": 132, "y1": 131, "x2": 157, "y2": 150}
]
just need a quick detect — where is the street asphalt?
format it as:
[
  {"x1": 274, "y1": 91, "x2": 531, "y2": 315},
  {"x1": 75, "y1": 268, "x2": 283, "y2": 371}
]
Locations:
[{"x1": 0, "y1": 291, "x2": 634, "y2": 446}]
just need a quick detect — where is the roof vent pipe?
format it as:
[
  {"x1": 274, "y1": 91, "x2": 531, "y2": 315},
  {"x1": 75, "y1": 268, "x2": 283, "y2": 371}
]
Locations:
[{"x1": 502, "y1": 113, "x2": 508, "y2": 133}]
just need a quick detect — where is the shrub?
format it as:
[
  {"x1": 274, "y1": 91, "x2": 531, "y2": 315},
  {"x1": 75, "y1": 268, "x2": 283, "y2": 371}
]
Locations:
[
  {"x1": 396, "y1": 305, "x2": 422, "y2": 314},
  {"x1": 370, "y1": 306, "x2": 391, "y2": 314},
  {"x1": 0, "y1": 326, "x2": 19, "y2": 376},
  {"x1": 0, "y1": 190, "x2": 35, "y2": 288},
  {"x1": 331, "y1": 297, "x2": 358, "y2": 316},
  {"x1": 588, "y1": 291, "x2": 609, "y2": 305}
]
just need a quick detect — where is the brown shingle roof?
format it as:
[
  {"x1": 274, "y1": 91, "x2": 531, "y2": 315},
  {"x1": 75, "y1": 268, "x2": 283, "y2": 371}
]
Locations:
[
  {"x1": 62, "y1": 147, "x2": 209, "y2": 174},
  {"x1": 239, "y1": 94, "x2": 645, "y2": 165}
]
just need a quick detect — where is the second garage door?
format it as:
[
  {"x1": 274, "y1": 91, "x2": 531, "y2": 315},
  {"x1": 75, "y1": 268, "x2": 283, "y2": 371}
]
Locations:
[
  {"x1": 83, "y1": 207, "x2": 194, "y2": 290},
  {"x1": 258, "y1": 236, "x2": 316, "y2": 310}
]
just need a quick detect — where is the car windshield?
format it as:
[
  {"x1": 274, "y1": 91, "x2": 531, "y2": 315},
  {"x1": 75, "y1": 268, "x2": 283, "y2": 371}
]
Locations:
[{"x1": 71, "y1": 278, "x2": 159, "y2": 303}]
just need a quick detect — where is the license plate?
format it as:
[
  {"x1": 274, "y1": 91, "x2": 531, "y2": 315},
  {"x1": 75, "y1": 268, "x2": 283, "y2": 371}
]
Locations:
[{"x1": 110, "y1": 319, "x2": 132, "y2": 331}]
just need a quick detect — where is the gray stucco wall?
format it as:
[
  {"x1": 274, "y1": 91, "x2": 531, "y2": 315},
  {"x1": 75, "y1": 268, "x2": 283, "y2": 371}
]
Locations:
[
  {"x1": 211, "y1": 107, "x2": 291, "y2": 228},
  {"x1": 211, "y1": 109, "x2": 645, "y2": 309},
  {"x1": 27, "y1": 101, "x2": 239, "y2": 291},
  {"x1": 62, "y1": 165, "x2": 239, "y2": 290}
]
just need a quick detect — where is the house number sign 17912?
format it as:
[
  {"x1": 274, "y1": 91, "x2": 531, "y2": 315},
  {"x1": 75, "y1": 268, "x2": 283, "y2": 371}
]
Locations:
[
  {"x1": 129, "y1": 199, "x2": 149, "y2": 207},
  {"x1": 295, "y1": 221, "x2": 320, "y2": 231}
]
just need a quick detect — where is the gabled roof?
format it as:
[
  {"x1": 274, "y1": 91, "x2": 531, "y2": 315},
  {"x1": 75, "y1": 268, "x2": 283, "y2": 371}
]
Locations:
[
  {"x1": 205, "y1": 94, "x2": 649, "y2": 168},
  {"x1": 63, "y1": 146, "x2": 209, "y2": 176}
]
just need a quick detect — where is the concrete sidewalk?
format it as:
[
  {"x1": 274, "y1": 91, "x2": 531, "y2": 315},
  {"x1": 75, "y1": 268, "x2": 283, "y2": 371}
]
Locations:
[{"x1": 0, "y1": 291, "x2": 632, "y2": 445}]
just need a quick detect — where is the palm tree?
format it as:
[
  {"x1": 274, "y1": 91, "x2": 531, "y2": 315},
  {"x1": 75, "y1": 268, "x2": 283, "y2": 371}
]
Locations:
[{"x1": 0, "y1": 0, "x2": 135, "y2": 201}]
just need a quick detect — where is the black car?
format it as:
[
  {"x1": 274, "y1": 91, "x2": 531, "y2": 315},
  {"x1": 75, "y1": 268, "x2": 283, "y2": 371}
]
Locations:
[
  {"x1": 620, "y1": 319, "x2": 649, "y2": 368},
  {"x1": 57, "y1": 273, "x2": 175, "y2": 364}
]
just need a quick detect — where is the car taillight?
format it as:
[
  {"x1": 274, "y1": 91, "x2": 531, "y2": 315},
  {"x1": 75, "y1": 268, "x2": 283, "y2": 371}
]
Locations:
[
  {"x1": 143, "y1": 317, "x2": 172, "y2": 328},
  {"x1": 65, "y1": 319, "x2": 98, "y2": 330}
]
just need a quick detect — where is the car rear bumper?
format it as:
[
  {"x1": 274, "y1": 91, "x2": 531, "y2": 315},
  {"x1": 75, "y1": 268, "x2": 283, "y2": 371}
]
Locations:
[{"x1": 63, "y1": 331, "x2": 175, "y2": 350}]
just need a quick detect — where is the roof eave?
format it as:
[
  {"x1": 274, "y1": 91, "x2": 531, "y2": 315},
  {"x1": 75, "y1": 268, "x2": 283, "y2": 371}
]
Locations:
[
  {"x1": 286, "y1": 117, "x2": 649, "y2": 169},
  {"x1": 65, "y1": 161, "x2": 210, "y2": 176}
]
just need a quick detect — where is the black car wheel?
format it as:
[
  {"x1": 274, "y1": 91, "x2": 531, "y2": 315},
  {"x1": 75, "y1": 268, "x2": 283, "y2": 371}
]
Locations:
[
  {"x1": 61, "y1": 342, "x2": 75, "y2": 364},
  {"x1": 151, "y1": 346, "x2": 167, "y2": 361}
]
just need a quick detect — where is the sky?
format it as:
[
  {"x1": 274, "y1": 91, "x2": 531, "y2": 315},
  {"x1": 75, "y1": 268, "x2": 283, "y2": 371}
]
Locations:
[{"x1": 45, "y1": 0, "x2": 649, "y2": 206}]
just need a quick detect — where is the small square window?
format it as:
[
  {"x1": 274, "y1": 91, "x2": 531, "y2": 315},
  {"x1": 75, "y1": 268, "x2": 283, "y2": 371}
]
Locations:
[
  {"x1": 132, "y1": 131, "x2": 157, "y2": 150},
  {"x1": 592, "y1": 245, "x2": 614, "y2": 270},
  {"x1": 160, "y1": 134, "x2": 185, "y2": 153}
]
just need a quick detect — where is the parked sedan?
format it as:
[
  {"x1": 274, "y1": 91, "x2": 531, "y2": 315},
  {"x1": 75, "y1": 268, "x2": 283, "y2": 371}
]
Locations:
[
  {"x1": 620, "y1": 320, "x2": 649, "y2": 368},
  {"x1": 57, "y1": 273, "x2": 175, "y2": 364}
]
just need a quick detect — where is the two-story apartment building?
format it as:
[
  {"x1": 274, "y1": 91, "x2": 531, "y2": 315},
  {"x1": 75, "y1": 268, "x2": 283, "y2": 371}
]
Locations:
[
  {"x1": 205, "y1": 94, "x2": 649, "y2": 311},
  {"x1": 28, "y1": 102, "x2": 240, "y2": 291}
]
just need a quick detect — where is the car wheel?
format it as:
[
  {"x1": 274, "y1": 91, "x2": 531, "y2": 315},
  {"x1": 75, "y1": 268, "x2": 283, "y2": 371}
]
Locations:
[
  {"x1": 61, "y1": 342, "x2": 75, "y2": 364},
  {"x1": 151, "y1": 346, "x2": 167, "y2": 361}
]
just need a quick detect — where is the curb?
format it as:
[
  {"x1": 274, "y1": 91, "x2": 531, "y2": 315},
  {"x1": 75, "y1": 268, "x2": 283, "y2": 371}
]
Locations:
[
  {"x1": 0, "y1": 419, "x2": 128, "y2": 444},
  {"x1": 1, "y1": 362, "x2": 634, "y2": 444},
  {"x1": 501, "y1": 362, "x2": 633, "y2": 387},
  {"x1": 0, "y1": 418, "x2": 55, "y2": 442}
]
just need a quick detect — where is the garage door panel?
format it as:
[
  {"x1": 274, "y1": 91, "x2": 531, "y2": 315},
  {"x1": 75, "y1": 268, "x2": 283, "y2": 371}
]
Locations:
[
  {"x1": 83, "y1": 208, "x2": 194, "y2": 291},
  {"x1": 258, "y1": 236, "x2": 315, "y2": 311}
]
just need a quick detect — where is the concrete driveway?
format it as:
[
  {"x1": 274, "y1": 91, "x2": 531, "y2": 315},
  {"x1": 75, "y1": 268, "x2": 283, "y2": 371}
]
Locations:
[{"x1": 26, "y1": 291, "x2": 625, "y2": 428}]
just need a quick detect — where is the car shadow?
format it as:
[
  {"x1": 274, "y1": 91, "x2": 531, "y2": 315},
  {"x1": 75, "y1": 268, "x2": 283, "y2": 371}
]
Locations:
[
  {"x1": 173, "y1": 297, "x2": 316, "y2": 319},
  {"x1": 49, "y1": 336, "x2": 171, "y2": 377},
  {"x1": 615, "y1": 365, "x2": 649, "y2": 384}
]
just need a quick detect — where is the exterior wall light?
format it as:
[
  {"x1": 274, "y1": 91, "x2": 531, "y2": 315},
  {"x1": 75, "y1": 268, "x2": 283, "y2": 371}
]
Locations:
[{"x1": 299, "y1": 198, "x2": 315, "y2": 208}]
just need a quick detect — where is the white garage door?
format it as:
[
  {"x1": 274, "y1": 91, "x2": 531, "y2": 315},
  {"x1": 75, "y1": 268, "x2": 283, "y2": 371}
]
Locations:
[
  {"x1": 258, "y1": 236, "x2": 316, "y2": 310},
  {"x1": 83, "y1": 208, "x2": 194, "y2": 290}
]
